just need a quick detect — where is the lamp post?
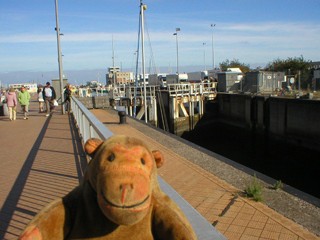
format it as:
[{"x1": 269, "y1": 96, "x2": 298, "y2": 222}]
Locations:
[
  {"x1": 54, "y1": 0, "x2": 65, "y2": 114},
  {"x1": 140, "y1": 1, "x2": 147, "y2": 123},
  {"x1": 173, "y1": 28, "x2": 180, "y2": 74},
  {"x1": 112, "y1": 35, "x2": 116, "y2": 87},
  {"x1": 203, "y1": 43, "x2": 206, "y2": 71},
  {"x1": 211, "y1": 24, "x2": 216, "y2": 70}
]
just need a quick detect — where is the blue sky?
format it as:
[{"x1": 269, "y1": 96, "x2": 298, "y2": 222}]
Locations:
[{"x1": 1, "y1": 0, "x2": 319, "y2": 85}]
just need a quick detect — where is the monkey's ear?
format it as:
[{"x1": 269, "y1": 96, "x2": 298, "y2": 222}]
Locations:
[
  {"x1": 85, "y1": 138, "x2": 103, "y2": 157},
  {"x1": 152, "y1": 150, "x2": 164, "y2": 168}
]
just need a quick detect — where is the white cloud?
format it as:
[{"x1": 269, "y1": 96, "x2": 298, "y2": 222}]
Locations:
[
  {"x1": 1, "y1": 20, "x2": 319, "y2": 74},
  {"x1": 1, "y1": 20, "x2": 318, "y2": 45}
]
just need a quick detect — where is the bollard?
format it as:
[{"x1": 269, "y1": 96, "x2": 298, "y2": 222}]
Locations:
[{"x1": 118, "y1": 111, "x2": 126, "y2": 124}]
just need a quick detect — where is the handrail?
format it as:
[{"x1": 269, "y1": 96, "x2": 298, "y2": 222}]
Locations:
[
  {"x1": 70, "y1": 95, "x2": 226, "y2": 240},
  {"x1": 125, "y1": 85, "x2": 157, "y2": 100},
  {"x1": 168, "y1": 82, "x2": 217, "y2": 98},
  {"x1": 71, "y1": 96, "x2": 114, "y2": 142}
]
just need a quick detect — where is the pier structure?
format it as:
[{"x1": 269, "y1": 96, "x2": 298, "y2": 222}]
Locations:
[
  {"x1": 108, "y1": 82, "x2": 217, "y2": 132},
  {"x1": 0, "y1": 95, "x2": 319, "y2": 239},
  {"x1": 166, "y1": 82, "x2": 217, "y2": 133}
]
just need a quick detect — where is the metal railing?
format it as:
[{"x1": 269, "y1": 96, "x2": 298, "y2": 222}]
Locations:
[
  {"x1": 70, "y1": 95, "x2": 226, "y2": 240},
  {"x1": 125, "y1": 85, "x2": 157, "y2": 100},
  {"x1": 71, "y1": 96, "x2": 114, "y2": 142},
  {"x1": 168, "y1": 82, "x2": 217, "y2": 97}
]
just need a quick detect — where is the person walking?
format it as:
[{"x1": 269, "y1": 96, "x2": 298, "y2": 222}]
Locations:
[
  {"x1": 18, "y1": 86, "x2": 31, "y2": 120},
  {"x1": 61, "y1": 83, "x2": 72, "y2": 112},
  {"x1": 37, "y1": 86, "x2": 45, "y2": 113},
  {"x1": 5, "y1": 88, "x2": 18, "y2": 121},
  {"x1": 42, "y1": 82, "x2": 56, "y2": 117}
]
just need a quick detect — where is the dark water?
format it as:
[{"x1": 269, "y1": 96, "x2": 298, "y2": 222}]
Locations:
[{"x1": 181, "y1": 121, "x2": 320, "y2": 199}]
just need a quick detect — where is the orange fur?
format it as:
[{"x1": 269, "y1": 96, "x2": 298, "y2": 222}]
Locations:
[{"x1": 19, "y1": 135, "x2": 196, "y2": 240}]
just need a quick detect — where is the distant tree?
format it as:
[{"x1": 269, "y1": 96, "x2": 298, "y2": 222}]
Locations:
[
  {"x1": 265, "y1": 56, "x2": 312, "y2": 89},
  {"x1": 265, "y1": 55, "x2": 310, "y2": 72},
  {"x1": 219, "y1": 59, "x2": 251, "y2": 73}
]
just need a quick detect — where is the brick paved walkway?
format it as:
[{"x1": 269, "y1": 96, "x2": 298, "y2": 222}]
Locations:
[{"x1": 0, "y1": 97, "x2": 87, "y2": 239}]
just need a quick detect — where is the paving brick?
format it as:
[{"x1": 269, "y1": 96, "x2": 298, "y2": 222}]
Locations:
[
  {"x1": 224, "y1": 231, "x2": 242, "y2": 240},
  {"x1": 0, "y1": 97, "x2": 87, "y2": 239},
  {"x1": 240, "y1": 235, "x2": 260, "y2": 240},
  {"x1": 243, "y1": 227, "x2": 263, "y2": 237}
]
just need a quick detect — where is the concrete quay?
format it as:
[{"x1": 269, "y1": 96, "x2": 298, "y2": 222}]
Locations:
[
  {"x1": 91, "y1": 108, "x2": 319, "y2": 240},
  {"x1": 0, "y1": 97, "x2": 319, "y2": 240}
]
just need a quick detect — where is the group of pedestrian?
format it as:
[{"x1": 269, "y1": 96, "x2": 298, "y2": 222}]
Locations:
[
  {"x1": 40, "y1": 82, "x2": 72, "y2": 115},
  {"x1": 3, "y1": 81, "x2": 72, "y2": 122},
  {"x1": 4, "y1": 86, "x2": 31, "y2": 121}
]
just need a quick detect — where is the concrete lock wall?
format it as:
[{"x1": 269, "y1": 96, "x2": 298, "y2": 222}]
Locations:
[
  {"x1": 76, "y1": 97, "x2": 94, "y2": 109},
  {"x1": 217, "y1": 93, "x2": 253, "y2": 129},
  {"x1": 267, "y1": 98, "x2": 320, "y2": 149},
  {"x1": 252, "y1": 96, "x2": 268, "y2": 133},
  {"x1": 216, "y1": 94, "x2": 320, "y2": 151},
  {"x1": 76, "y1": 96, "x2": 110, "y2": 109},
  {"x1": 93, "y1": 96, "x2": 110, "y2": 108}
]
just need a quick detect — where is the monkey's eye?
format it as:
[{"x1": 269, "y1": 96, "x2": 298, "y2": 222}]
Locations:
[
  {"x1": 141, "y1": 158, "x2": 146, "y2": 165},
  {"x1": 108, "y1": 154, "x2": 115, "y2": 162}
]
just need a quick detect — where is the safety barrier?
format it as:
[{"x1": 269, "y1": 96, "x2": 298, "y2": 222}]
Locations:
[{"x1": 71, "y1": 96, "x2": 114, "y2": 143}]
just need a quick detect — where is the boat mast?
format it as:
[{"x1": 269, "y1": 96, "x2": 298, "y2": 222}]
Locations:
[{"x1": 140, "y1": 0, "x2": 147, "y2": 123}]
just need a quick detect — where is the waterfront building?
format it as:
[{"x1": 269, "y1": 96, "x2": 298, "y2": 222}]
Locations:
[
  {"x1": 116, "y1": 72, "x2": 134, "y2": 84},
  {"x1": 309, "y1": 61, "x2": 320, "y2": 69},
  {"x1": 106, "y1": 67, "x2": 134, "y2": 85},
  {"x1": 106, "y1": 67, "x2": 120, "y2": 86},
  {"x1": 8, "y1": 83, "x2": 37, "y2": 93}
]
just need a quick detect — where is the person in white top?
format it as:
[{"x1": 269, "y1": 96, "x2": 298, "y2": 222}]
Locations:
[
  {"x1": 42, "y1": 82, "x2": 56, "y2": 117},
  {"x1": 37, "y1": 87, "x2": 45, "y2": 113}
]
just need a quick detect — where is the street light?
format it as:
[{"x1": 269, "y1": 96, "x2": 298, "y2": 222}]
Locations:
[
  {"x1": 211, "y1": 24, "x2": 216, "y2": 70},
  {"x1": 203, "y1": 43, "x2": 206, "y2": 71},
  {"x1": 173, "y1": 28, "x2": 180, "y2": 74},
  {"x1": 55, "y1": 0, "x2": 65, "y2": 114}
]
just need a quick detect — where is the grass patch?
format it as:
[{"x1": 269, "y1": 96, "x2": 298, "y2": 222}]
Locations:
[
  {"x1": 244, "y1": 174, "x2": 264, "y2": 202},
  {"x1": 273, "y1": 180, "x2": 284, "y2": 190}
]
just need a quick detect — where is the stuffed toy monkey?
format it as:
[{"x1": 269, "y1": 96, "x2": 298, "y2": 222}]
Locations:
[{"x1": 19, "y1": 135, "x2": 197, "y2": 239}]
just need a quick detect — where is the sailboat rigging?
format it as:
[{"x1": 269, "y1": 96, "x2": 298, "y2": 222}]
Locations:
[
  {"x1": 112, "y1": 35, "x2": 116, "y2": 87},
  {"x1": 134, "y1": 1, "x2": 148, "y2": 123},
  {"x1": 133, "y1": 6, "x2": 141, "y2": 118}
]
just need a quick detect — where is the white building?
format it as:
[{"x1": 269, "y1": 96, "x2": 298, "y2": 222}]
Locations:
[{"x1": 8, "y1": 83, "x2": 38, "y2": 93}]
